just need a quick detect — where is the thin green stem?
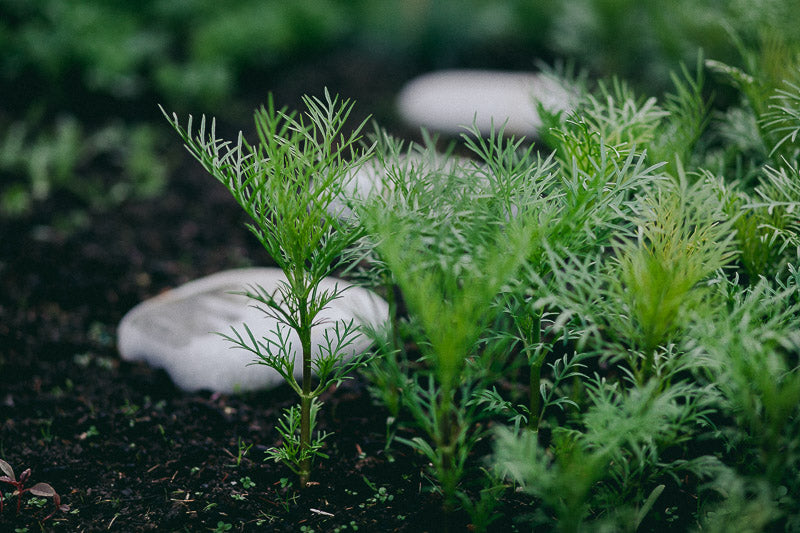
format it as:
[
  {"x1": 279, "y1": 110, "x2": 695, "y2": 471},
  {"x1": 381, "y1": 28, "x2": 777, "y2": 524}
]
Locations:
[
  {"x1": 436, "y1": 386, "x2": 458, "y2": 516},
  {"x1": 298, "y1": 293, "x2": 313, "y2": 489},
  {"x1": 521, "y1": 311, "x2": 548, "y2": 431},
  {"x1": 529, "y1": 358, "x2": 543, "y2": 431},
  {"x1": 383, "y1": 273, "x2": 402, "y2": 356}
]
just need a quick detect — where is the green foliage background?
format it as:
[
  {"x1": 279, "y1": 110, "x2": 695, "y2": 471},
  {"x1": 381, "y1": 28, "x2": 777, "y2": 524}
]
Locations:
[{"x1": 2, "y1": 0, "x2": 798, "y2": 219}]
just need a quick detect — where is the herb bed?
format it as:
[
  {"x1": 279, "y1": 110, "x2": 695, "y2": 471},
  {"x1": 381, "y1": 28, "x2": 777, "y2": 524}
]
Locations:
[{"x1": 2, "y1": 45, "x2": 800, "y2": 532}]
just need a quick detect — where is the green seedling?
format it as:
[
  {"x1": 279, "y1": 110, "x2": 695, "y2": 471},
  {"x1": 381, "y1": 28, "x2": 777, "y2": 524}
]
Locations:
[
  {"x1": 275, "y1": 477, "x2": 298, "y2": 513},
  {"x1": 213, "y1": 521, "x2": 232, "y2": 533},
  {"x1": 360, "y1": 476, "x2": 393, "y2": 507},
  {"x1": 163, "y1": 90, "x2": 375, "y2": 488},
  {"x1": 356, "y1": 122, "x2": 540, "y2": 518},
  {"x1": 0, "y1": 458, "x2": 68, "y2": 521},
  {"x1": 225, "y1": 437, "x2": 252, "y2": 467}
]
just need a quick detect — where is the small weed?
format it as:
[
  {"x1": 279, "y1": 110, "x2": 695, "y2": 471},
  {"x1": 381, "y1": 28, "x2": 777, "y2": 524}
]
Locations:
[
  {"x1": 333, "y1": 521, "x2": 359, "y2": 532},
  {"x1": 38, "y1": 419, "x2": 53, "y2": 443},
  {"x1": 256, "y1": 511, "x2": 277, "y2": 526},
  {"x1": 276, "y1": 477, "x2": 298, "y2": 512},
  {"x1": 240, "y1": 476, "x2": 255, "y2": 489},
  {"x1": 213, "y1": 521, "x2": 232, "y2": 533},
  {"x1": 120, "y1": 399, "x2": 139, "y2": 415},
  {"x1": 225, "y1": 437, "x2": 252, "y2": 467},
  {"x1": 359, "y1": 477, "x2": 393, "y2": 508},
  {"x1": 72, "y1": 352, "x2": 115, "y2": 370},
  {"x1": 27, "y1": 496, "x2": 48, "y2": 509},
  {"x1": 72, "y1": 353, "x2": 92, "y2": 368},
  {"x1": 0, "y1": 458, "x2": 69, "y2": 521},
  {"x1": 120, "y1": 399, "x2": 140, "y2": 427},
  {"x1": 665, "y1": 506, "x2": 679, "y2": 523}
]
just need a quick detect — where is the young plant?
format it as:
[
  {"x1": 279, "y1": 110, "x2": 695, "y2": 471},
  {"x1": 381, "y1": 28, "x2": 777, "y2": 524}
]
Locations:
[
  {"x1": 356, "y1": 123, "x2": 538, "y2": 520},
  {"x1": 686, "y1": 269, "x2": 800, "y2": 525},
  {"x1": 224, "y1": 437, "x2": 252, "y2": 468},
  {"x1": 502, "y1": 70, "x2": 690, "y2": 431},
  {"x1": 0, "y1": 458, "x2": 68, "y2": 521},
  {"x1": 612, "y1": 174, "x2": 738, "y2": 382},
  {"x1": 494, "y1": 375, "x2": 717, "y2": 532},
  {"x1": 162, "y1": 90, "x2": 374, "y2": 487},
  {"x1": 541, "y1": 174, "x2": 738, "y2": 385}
]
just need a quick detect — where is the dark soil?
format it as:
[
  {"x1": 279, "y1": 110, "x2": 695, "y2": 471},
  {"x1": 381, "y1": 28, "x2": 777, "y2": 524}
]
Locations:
[{"x1": 0, "y1": 50, "x2": 529, "y2": 532}]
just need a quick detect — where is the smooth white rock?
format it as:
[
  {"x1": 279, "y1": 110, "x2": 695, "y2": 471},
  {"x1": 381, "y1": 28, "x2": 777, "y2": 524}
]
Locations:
[
  {"x1": 117, "y1": 268, "x2": 389, "y2": 393},
  {"x1": 396, "y1": 69, "x2": 573, "y2": 137},
  {"x1": 330, "y1": 151, "x2": 476, "y2": 220}
]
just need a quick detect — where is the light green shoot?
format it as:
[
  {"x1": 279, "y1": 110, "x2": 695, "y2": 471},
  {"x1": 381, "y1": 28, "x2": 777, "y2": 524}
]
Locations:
[
  {"x1": 611, "y1": 173, "x2": 738, "y2": 380},
  {"x1": 356, "y1": 123, "x2": 538, "y2": 513}
]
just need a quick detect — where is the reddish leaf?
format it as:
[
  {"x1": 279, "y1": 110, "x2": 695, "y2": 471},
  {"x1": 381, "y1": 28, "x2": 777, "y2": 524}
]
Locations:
[
  {"x1": 28, "y1": 482, "x2": 56, "y2": 498},
  {"x1": 0, "y1": 459, "x2": 14, "y2": 480}
]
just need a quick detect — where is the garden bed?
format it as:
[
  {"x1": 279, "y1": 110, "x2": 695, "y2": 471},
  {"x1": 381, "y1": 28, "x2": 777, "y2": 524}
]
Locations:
[
  {"x1": 3, "y1": 32, "x2": 800, "y2": 531},
  {"x1": 0, "y1": 158, "x2": 496, "y2": 532},
  {"x1": 0, "y1": 50, "x2": 476, "y2": 531}
]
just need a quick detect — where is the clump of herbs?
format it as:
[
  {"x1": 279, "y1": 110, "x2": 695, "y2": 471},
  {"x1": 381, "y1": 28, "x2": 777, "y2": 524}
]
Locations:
[{"x1": 160, "y1": 35, "x2": 800, "y2": 530}]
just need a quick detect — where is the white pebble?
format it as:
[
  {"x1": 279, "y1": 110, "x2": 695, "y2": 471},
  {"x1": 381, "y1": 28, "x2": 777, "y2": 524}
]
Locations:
[{"x1": 117, "y1": 268, "x2": 389, "y2": 393}]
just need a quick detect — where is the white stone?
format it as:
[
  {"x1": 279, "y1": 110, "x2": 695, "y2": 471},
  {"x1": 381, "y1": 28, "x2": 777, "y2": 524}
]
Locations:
[
  {"x1": 396, "y1": 69, "x2": 573, "y2": 137},
  {"x1": 330, "y1": 150, "x2": 476, "y2": 220},
  {"x1": 117, "y1": 268, "x2": 389, "y2": 393}
]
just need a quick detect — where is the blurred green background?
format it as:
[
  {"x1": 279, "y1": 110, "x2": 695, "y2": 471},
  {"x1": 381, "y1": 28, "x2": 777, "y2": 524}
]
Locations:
[{"x1": 1, "y1": 0, "x2": 798, "y2": 219}]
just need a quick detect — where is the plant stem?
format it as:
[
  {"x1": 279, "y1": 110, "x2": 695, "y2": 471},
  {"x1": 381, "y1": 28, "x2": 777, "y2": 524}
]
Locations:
[
  {"x1": 385, "y1": 274, "x2": 402, "y2": 356},
  {"x1": 436, "y1": 385, "x2": 457, "y2": 516},
  {"x1": 298, "y1": 291, "x2": 312, "y2": 489},
  {"x1": 524, "y1": 311, "x2": 547, "y2": 431},
  {"x1": 636, "y1": 347, "x2": 656, "y2": 386},
  {"x1": 529, "y1": 358, "x2": 543, "y2": 431}
]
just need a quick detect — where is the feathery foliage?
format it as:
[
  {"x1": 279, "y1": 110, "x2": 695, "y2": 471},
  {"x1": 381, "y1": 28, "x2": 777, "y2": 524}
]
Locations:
[{"x1": 163, "y1": 91, "x2": 375, "y2": 487}]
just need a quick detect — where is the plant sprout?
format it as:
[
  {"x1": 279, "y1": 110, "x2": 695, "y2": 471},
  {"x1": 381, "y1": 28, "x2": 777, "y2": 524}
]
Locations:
[{"x1": 0, "y1": 458, "x2": 68, "y2": 521}]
